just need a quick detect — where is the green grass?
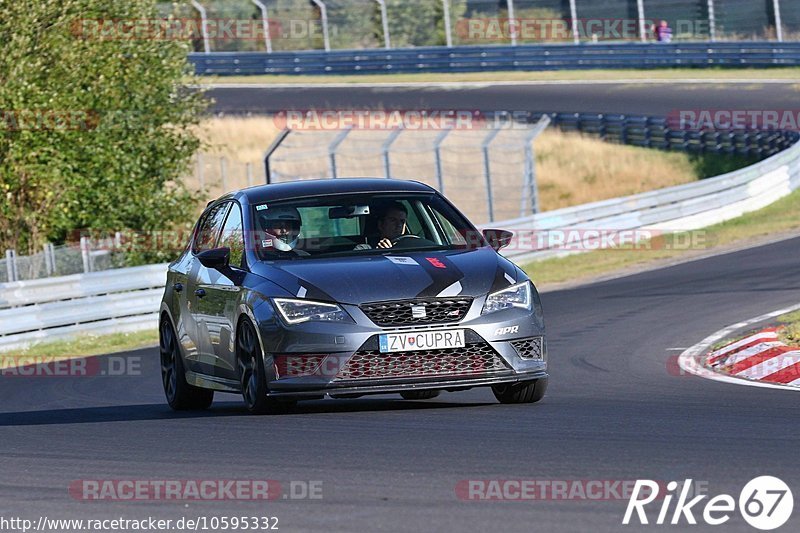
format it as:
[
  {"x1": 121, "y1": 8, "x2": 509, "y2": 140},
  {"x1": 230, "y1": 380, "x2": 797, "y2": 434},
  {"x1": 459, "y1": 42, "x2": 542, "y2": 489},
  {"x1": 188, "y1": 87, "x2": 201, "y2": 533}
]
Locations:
[
  {"x1": 196, "y1": 67, "x2": 800, "y2": 85},
  {"x1": 0, "y1": 329, "x2": 158, "y2": 364},
  {"x1": 778, "y1": 311, "x2": 800, "y2": 346},
  {"x1": 522, "y1": 188, "x2": 800, "y2": 286}
]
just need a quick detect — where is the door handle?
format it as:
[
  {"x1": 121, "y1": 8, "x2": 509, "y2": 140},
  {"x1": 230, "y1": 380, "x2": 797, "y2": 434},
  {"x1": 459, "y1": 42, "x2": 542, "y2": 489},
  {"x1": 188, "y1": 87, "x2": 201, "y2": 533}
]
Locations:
[
  {"x1": 173, "y1": 283, "x2": 183, "y2": 293},
  {"x1": 195, "y1": 288, "x2": 206, "y2": 298}
]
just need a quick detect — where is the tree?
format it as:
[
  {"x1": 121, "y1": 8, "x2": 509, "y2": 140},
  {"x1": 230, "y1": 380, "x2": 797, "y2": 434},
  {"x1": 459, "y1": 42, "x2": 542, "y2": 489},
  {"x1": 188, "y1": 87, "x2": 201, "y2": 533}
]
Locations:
[{"x1": 0, "y1": 0, "x2": 207, "y2": 262}]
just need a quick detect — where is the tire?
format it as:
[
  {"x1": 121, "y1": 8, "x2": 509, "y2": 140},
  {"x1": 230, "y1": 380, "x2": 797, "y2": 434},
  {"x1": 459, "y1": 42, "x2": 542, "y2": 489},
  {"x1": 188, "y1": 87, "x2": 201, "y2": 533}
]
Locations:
[
  {"x1": 159, "y1": 316, "x2": 214, "y2": 410},
  {"x1": 400, "y1": 390, "x2": 441, "y2": 400},
  {"x1": 491, "y1": 378, "x2": 547, "y2": 404},
  {"x1": 237, "y1": 319, "x2": 296, "y2": 415}
]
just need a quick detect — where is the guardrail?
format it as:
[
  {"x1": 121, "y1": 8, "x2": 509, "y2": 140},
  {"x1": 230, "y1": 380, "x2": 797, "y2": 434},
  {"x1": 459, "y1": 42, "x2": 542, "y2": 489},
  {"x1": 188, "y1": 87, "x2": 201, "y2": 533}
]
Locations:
[
  {"x1": 483, "y1": 132, "x2": 800, "y2": 263},
  {"x1": 190, "y1": 42, "x2": 800, "y2": 76},
  {"x1": 0, "y1": 264, "x2": 167, "y2": 351},
  {"x1": 514, "y1": 112, "x2": 798, "y2": 158}
]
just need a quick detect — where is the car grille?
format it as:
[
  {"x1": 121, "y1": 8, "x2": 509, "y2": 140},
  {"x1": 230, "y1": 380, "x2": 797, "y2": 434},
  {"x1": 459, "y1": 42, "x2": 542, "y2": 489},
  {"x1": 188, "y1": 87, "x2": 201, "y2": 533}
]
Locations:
[
  {"x1": 511, "y1": 337, "x2": 544, "y2": 360},
  {"x1": 360, "y1": 298, "x2": 472, "y2": 327},
  {"x1": 335, "y1": 342, "x2": 509, "y2": 381}
]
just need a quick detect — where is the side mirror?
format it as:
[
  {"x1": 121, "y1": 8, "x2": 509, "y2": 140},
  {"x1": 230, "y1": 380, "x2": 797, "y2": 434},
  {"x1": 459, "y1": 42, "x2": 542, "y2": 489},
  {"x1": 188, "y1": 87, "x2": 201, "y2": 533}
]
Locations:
[
  {"x1": 197, "y1": 247, "x2": 230, "y2": 270},
  {"x1": 482, "y1": 229, "x2": 514, "y2": 251}
]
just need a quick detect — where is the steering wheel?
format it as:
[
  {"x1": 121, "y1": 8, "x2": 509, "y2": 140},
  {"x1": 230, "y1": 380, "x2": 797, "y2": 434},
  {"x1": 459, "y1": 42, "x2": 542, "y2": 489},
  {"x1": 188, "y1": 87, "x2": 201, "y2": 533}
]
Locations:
[{"x1": 391, "y1": 234, "x2": 421, "y2": 245}]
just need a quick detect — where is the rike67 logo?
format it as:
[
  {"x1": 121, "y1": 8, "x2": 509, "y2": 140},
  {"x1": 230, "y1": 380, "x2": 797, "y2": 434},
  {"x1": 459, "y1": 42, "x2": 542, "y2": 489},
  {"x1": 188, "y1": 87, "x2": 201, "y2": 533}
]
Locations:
[{"x1": 623, "y1": 477, "x2": 793, "y2": 530}]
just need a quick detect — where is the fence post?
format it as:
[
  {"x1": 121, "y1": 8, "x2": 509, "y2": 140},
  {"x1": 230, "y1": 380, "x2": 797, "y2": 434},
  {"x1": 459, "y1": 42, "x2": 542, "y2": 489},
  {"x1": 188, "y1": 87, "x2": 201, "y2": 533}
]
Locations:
[
  {"x1": 311, "y1": 0, "x2": 331, "y2": 52},
  {"x1": 521, "y1": 116, "x2": 551, "y2": 216},
  {"x1": 481, "y1": 128, "x2": 502, "y2": 223},
  {"x1": 43, "y1": 243, "x2": 53, "y2": 276},
  {"x1": 5, "y1": 249, "x2": 17, "y2": 282},
  {"x1": 569, "y1": 0, "x2": 579, "y2": 45},
  {"x1": 329, "y1": 128, "x2": 352, "y2": 179},
  {"x1": 707, "y1": 0, "x2": 716, "y2": 42},
  {"x1": 190, "y1": 0, "x2": 211, "y2": 54},
  {"x1": 382, "y1": 126, "x2": 404, "y2": 179},
  {"x1": 251, "y1": 0, "x2": 273, "y2": 53},
  {"x1": 264, "y1": 129, "x2": 291, "y2": 183},
  {"x1": 442, "y1": 0, "x2": 453, "y2": 47},
  {"x1": 220, "y1": 156, "x2": 228, "y2": 193},
  {"x1": 433, "y1": 128, "x2": 452, "y2": 193},
  {"x1": 636, "y1": 0, "x2": 646, "y2": 43},
  {"x1": 507, "y1": 0, "x2": 517, "y2": 46},
  {"x1": 246, "y1": 162, "x2": 254, "y2": 186},
  {"x1": 196, "y1": 153, "x2": 205, "y2": 190},
  {"x1": 773, "y1": 0, "x2": 783, "y2": 42},
  {"x1": 375, "y1": 0, "x2": 391, "y2": 49},
  {"x1": 80, "y1": 237, "x2": 91, "y2": 273}
]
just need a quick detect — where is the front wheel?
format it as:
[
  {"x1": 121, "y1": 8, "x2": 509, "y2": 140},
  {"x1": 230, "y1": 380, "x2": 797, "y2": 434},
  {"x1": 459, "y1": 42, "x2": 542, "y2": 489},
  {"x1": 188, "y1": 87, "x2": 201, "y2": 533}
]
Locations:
[
  {"x1": 491, "y1": 378, "x2": 547, "y2": 404},
  {"x1": 159, "y1": 317, "x2": 214, "y2": 410},
  {"x1": 237, "y1": 319, "x2": 296, "y2": 415}
]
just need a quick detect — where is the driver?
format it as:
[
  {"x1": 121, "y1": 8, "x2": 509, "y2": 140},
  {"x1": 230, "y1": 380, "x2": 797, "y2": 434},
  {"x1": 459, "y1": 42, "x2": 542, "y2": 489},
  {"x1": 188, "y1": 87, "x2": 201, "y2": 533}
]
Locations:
[
  {"x1": 355, "y1": 202, "x2": 409, "y2": 250},
  {"x1": 259, "y1": 206, "x2": 309, "y2": 255}
]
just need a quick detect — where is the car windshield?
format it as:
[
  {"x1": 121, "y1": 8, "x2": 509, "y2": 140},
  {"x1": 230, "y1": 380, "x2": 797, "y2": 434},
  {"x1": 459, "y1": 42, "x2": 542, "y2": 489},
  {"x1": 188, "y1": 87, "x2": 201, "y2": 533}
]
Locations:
[{"x1": 250, "y1": 192, "x2": 481, "y2": 261}]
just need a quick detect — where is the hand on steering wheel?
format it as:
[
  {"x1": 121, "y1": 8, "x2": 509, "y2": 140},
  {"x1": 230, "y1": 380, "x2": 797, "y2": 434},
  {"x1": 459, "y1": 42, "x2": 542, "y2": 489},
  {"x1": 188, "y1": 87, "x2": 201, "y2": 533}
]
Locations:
[{"x1": 390, "y1": 234, "x2": 420, "y2": 245}]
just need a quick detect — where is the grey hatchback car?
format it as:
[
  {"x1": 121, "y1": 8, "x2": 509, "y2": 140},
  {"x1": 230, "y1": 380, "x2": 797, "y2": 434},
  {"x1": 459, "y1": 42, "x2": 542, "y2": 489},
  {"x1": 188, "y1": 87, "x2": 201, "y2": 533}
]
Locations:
[{"x1": 159, "y1": 179, "x2": 547, "y2": 414}]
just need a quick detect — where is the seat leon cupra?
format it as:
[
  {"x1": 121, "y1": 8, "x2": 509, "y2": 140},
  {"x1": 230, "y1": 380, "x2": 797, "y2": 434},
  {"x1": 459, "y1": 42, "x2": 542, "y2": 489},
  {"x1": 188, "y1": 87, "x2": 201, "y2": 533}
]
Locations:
[{"x1": 159, "y1": 179, "x2": 547, "y2": 414}]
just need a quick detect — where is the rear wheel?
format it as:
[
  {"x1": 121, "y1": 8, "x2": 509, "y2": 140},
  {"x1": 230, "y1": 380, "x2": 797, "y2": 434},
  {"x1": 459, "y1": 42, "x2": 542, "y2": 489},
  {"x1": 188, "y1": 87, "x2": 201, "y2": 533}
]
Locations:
[
  {"x1": 491, "y1": 378, "x2": 547, "y2": 404},
  {"x1": 237, "y1": 319, "x2": 296, "y2": 415},
  {"x1": 159, "y1": 316, "x2": 213, "y2": 410},
  {"x1": 400, "y1": 390, "x2": 441, "y2": 400}
]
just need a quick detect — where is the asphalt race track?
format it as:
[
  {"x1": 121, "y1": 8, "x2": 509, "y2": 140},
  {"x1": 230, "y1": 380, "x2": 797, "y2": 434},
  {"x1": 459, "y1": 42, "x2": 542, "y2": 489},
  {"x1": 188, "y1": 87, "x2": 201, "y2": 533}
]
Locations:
[
  {"x1": 2, "y1": 235, "x2": 800, "y2": 532},
  {"x1": 207, "y1": 82, "x2": 800, "y2": 116}
]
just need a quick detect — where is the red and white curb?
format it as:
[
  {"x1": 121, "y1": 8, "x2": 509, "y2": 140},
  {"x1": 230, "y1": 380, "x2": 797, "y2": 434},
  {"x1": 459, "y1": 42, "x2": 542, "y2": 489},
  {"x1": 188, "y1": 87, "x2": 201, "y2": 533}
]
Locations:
[{"x1": 678, "y1": 303, "x2": 800, "y2": 391}]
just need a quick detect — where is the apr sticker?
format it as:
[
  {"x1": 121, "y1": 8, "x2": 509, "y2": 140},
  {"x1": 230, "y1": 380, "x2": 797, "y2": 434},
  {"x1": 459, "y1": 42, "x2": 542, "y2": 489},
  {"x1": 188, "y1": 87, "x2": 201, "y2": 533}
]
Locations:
[
  {"x1": 387, "y1": 256, "x2": 417, "y2": 265},
  {"x1": 256, "y1": 204, "x2": 268, "y2": 211}
]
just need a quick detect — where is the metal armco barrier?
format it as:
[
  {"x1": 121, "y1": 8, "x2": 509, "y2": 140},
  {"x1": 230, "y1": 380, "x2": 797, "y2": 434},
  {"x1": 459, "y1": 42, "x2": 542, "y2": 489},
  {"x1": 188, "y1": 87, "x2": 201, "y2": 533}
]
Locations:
[
  {"x1": 190, "y1": 42, "x2": 800, "y2": 75},
  {"x1": 482, "y1": 133, "x2": 800, "y2": 263},
  {"x1": 0, "y1": 264, "x2": 168, "y2": 351}
]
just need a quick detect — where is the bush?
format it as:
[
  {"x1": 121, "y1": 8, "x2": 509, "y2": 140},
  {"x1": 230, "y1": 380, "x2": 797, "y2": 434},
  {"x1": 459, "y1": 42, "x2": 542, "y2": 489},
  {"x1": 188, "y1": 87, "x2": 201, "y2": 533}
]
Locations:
[{"x1": 0, "y1": 0, "x2": 207, "y2": 263}]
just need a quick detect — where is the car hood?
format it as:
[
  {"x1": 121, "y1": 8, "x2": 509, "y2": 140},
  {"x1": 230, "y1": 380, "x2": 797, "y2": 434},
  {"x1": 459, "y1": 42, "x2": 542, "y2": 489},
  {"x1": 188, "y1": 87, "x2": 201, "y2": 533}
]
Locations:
[{"x1": 250, "y1": 247, "x2": 520, "y2": 305}]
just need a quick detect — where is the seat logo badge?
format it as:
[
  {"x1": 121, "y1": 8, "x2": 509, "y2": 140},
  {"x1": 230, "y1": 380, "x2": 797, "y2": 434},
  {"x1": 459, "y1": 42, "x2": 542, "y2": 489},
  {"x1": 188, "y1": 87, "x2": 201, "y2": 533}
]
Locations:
[{"x1": 411, "y1": 305, "x2": 427, "y2": 319}]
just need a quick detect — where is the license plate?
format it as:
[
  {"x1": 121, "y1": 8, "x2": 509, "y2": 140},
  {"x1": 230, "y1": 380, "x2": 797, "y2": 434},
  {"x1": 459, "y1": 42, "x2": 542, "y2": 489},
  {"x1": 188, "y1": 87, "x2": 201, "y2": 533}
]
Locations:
[{"x1": 379, "y1": 329, "x2": 466, "y2": 353}]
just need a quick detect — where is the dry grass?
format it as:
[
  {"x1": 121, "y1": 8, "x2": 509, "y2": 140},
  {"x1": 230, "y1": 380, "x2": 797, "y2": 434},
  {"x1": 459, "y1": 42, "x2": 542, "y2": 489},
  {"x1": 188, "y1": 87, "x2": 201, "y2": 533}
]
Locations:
[{"x1": 187, "y1": 116, "x2": 704, "y2": 222}]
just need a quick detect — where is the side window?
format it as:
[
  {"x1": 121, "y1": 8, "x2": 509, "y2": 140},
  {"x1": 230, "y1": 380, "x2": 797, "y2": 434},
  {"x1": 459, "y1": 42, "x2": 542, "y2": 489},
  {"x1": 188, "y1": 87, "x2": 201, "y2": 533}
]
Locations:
[
  {"x1": 193, "y1": 202, "x2": 230, "y2": 254},
  {"x1": 218, "y1": 203, "x2": 245, "y2": 268},
  {"x1": 431, "y1": 207, "x2": 467, "y2": 245}
]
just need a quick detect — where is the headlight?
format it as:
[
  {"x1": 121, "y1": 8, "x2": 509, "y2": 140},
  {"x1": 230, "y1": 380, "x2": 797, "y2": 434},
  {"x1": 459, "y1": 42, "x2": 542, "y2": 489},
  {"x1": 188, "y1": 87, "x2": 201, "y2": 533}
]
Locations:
[
  {"x1": 273, "y1": 298, "x2": 353, "y2": 324},
  {"x1": 481, "y1": 282, "x2": 531, "y2": 315}
]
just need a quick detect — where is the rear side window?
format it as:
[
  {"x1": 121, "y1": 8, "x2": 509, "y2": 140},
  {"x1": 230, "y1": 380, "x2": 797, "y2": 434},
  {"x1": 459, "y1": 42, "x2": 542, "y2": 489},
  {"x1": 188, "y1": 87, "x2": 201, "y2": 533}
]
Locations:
[{"x1": 193, "y1": 202, "x2": 230, "y2": 254}]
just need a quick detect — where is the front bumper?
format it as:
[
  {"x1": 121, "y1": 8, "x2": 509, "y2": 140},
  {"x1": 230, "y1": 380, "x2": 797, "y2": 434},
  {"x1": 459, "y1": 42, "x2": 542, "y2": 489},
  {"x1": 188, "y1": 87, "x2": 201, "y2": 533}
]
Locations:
[
  {"x1": 255, "y1": 295, "x2": 546, "y2": 397},
  {"x1": 265, "y1": 370, "x2": 548, "y2": 398}
]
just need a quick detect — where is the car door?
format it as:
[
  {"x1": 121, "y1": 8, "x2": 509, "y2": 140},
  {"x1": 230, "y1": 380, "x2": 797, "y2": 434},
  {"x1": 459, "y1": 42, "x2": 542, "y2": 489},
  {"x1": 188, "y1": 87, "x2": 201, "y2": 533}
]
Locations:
[
  {"x1": 185, "y1": 201, "x2": 230, "y2": 376},
  {"x1": 199, "y1": 201, "x2": 247, "y2": 381}
]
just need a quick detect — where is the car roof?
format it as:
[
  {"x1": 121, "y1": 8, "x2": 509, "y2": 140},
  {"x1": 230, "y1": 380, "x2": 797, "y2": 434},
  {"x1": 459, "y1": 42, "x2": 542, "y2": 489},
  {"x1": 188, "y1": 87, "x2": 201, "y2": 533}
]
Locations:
[{"x1": 227, "y1": 178, "x2": 437, "y2": 205}]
